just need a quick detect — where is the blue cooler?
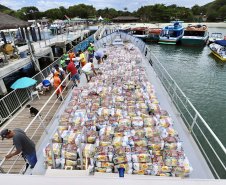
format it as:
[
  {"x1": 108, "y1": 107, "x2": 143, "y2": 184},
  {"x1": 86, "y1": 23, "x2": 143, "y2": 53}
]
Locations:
[
  {"x1": 118, "y1": 168, "x2": 125, "y2": 177},
  {"x1": 20, "y1": 51, "x2": 27, "y2": 58}
]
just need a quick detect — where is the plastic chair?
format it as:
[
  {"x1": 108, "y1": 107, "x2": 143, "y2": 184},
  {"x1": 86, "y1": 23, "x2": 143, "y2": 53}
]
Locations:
[{"x1": 31, "y1": 90, "x2": 40, "y2": 101}]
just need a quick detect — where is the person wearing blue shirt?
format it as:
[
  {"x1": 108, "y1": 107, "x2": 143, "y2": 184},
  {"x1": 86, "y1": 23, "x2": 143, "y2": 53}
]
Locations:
[
  {"x1": 94, "y1": 51, "x2": 107, "y2": 64},
  {"x1": 42, "y1": 79, "x2": 51, "y2": 96}
]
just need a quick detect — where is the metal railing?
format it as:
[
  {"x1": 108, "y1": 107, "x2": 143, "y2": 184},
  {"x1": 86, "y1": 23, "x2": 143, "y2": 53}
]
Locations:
[
  {"x1": 3, "y1": 29, "x2": 225, "y2": 178},
  {"x1": 0, "y1": 32, "x2": 96, "y2": 126},
  {"x1": 0, "y1": 30, "x2": 98, "y2": 174},
  {"x1": 148, "y1": 48, "x2": 226, "y2": 178},
  {"x1": 94, "y1": 31, "x2": 226, "y2": 179},
  {"x1": 0, "y1": 72, "x2": 72, "y2": 174}
]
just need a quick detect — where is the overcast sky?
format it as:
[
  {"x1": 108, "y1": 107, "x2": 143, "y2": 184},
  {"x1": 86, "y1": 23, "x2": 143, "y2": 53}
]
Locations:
[{"x1": 1, "y1": 0, "x2": 214, "y2": 11}]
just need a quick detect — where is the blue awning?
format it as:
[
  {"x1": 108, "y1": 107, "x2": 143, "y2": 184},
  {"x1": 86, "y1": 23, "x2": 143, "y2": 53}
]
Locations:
[{"x1": 215, "y1": 40, "x2": 226, "y2": 46}]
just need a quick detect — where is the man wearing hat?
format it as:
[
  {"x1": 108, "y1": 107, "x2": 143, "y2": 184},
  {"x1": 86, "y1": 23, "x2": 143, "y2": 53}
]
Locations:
[
  {"x1": 88, "y1": 43, "x2": 95, "y2": 61},
  {"x1": 1, "y1": 128, "x2": 37, "y2": 169}
]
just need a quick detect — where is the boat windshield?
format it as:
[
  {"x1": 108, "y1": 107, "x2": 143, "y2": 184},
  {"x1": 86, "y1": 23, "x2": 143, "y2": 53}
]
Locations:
[
  {"x1": 148, "y1": 34, "x2": 159, "y2": 38},
  {"x1": 211, "y1": 33, "x2": 222, "y2": 38},
  {"x1": 184, "y1": 31, "x2": 205, "y2": 37},
  {"x1": 132, "y1": 30, "x2": 145, "y2": 35},
  {"x1": 161, "y1": 30, "x2": 183, "y2": 38}
]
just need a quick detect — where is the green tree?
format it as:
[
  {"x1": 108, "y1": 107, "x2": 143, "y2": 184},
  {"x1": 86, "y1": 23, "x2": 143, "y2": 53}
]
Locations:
[
  {"x1": 191, "y1": 5, "x2": 200, "y2": 15},
  {"x1": 219, "y1": 5, "x2": 226, "y2": 18}
]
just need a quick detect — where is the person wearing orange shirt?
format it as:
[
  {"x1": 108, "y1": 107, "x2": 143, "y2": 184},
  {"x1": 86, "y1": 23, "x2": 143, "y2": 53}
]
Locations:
[
  {"x1": 54, "y1": 72, "x2": 63, "y2": 101},
  {"x1": 68, "y1": 50, "x2": 75, "y2": 62}
]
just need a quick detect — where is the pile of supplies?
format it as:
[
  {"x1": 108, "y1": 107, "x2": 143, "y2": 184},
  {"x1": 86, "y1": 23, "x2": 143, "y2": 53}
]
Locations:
[{"x1": 43, "y1": 45, "x2": 192, "y2": 177}]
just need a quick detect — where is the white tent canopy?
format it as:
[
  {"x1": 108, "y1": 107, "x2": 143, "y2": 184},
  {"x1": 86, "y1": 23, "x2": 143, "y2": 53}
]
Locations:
[{"x1": 98, "y1": 16, "x2": 103, "y2": 20}]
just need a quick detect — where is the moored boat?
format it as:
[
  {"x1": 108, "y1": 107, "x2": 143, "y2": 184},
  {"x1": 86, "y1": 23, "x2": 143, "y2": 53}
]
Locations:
[
  {"x1": 119, "y1": 26, "x2": 131, "y2": 34},
  {"x1": 146, "y1": 29, "x2": 162, "y2": 42},
  {"x1": 209, "y1": 33, "x2": 223, "y2": 44},
  {"x1": 181, "y1": 24, "x2": 209, "y2": 46},
  {"x1": 131, "y1": 27, "x2": 149, "y2": 41},
  {"x1": 209, "y1": 40, "x2": 226, "y2": 61},
  {"x1": 158, "y1": 21, "x2": 184, "y2": 44},
  {"x1": 49, "y1": 21, "x2": 66, "y2": 34}
]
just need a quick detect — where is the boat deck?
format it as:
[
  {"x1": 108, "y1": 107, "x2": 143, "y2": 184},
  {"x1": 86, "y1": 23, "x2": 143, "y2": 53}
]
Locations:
[
  {"x1": 1, "y1": 32, "x2": 215, "y2": 179},
  {"x1": 29, "y1": 44, "x2": 214, "y2": 179}
]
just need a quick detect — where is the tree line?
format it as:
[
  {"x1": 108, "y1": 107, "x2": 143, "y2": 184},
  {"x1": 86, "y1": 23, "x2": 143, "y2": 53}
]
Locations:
[{"x1": 0, "y1": 0, "x2": 226, "y2": 22}]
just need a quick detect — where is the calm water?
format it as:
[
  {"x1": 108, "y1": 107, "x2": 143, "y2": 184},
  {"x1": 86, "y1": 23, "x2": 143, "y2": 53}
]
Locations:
[{"x1": 148, "y1": 28, "x2": 226, "y2": 147}]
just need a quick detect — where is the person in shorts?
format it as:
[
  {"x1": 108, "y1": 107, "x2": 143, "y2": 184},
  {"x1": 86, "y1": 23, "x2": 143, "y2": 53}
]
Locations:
[
  {"x1": 67, "y1": 60, "x2": 80, "y2": 88},
  {"x1": 78, "y1": 50, "x2": 86, "y2": 67},
  {"x1": 88, "y1": 44, "x2": 95, "y2": 60},
  {"x1": 94, "y1": 51, "x2": 107, "y2": 64},
  {"x1": 1, "y1": 128, "x2": 37, "y2": 169},
  {"x1": 82, "y1": 59, "x2": 97, "y2": 83}
]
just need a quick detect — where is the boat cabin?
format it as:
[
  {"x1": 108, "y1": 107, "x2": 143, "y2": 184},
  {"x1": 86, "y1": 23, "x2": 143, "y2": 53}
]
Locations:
[
  {"x1": 161, "y1": 21, "x2": 184, "y2": 38},
  {"x1": 184, "y1": 25, "x2": 208, "y2": 37},
  {"x1": 131, "y1": 27, "x2": 149, "y2": 35}
]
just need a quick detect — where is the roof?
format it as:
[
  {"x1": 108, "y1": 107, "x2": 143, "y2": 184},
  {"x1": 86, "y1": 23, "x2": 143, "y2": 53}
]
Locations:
[
  {"x1": 0, "y1": 12, "x2": 29, "y2": 30},
  {"x1": 132, "y1": 27, "x2": 149, "y2": 31},
  {"x1": 184, "y1": 25, "x2": 208, "y2": 31},
  {"x1": 113, "y1": 16, "x2": 139, "y2": 20},
  {"x1": 215, "y1": 40, "x2": 226, "y2": 46}
]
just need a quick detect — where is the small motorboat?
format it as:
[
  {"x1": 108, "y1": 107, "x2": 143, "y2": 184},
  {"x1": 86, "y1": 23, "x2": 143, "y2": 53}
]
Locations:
[
  {"x1": 209, "y1": 40, "x2": 226, "y2": 61},
  {"x1": 209, "y1": 33, "x2": 223, "y2": 44}
]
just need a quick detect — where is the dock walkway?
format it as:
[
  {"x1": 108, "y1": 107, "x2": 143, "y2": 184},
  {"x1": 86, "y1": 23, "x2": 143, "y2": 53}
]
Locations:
[{"x1": 0, "y1": 79, "x2": 74, "y2": 173}]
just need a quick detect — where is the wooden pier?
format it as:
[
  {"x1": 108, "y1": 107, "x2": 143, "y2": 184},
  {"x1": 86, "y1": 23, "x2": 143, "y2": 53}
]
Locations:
[{"x1": 0, "y1": 82, "x2": 72, "y2": 173}]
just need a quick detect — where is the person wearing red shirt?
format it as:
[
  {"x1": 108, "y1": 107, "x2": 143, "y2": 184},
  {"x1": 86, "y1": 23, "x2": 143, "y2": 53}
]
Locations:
[
  {"x1": 67, "y1": 61, "x2": 80, "y2": 87},
  {"x1": 68, "y1": 50, "x2": 75, "y2": 62}
]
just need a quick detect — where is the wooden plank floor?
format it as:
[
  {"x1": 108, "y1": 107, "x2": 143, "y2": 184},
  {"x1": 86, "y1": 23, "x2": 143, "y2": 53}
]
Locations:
[{"x1": 0, "y1": 81, "x2": 74, "y2": 174}]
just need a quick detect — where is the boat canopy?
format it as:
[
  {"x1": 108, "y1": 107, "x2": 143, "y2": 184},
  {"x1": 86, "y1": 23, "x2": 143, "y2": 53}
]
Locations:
[{"x1": 215, "y1": 40, "x2": 226, "y2": 46}]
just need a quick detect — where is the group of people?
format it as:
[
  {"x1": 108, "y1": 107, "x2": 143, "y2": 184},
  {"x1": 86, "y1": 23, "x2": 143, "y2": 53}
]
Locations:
[
  {"x1": 0, "y1": 42, "x2": 108, "y2": 171},
  {"x1": 42, "y1": 42, "x2": 107, "y2": 100}
]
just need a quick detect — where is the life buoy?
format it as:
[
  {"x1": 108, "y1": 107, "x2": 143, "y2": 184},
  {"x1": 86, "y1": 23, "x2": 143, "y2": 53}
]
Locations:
[{"x1": 224, "y1": 36, "x2": 226, "y2": 40}]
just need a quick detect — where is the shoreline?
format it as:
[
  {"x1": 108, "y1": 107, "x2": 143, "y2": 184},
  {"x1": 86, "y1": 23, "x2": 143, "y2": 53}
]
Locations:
[{"x1": 119, "y1": 22, "x2": 226, "y2": 29}]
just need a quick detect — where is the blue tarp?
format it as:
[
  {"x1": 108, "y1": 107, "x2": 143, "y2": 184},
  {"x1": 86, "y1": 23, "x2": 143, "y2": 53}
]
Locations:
[{"x1": 215, "y1": 40, "x2": 226, "y2": 46}]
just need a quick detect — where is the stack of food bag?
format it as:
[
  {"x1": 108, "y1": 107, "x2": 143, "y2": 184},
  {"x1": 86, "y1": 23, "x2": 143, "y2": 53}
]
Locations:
[
  {"x1": 44, "y1": 44, "x2": 192, "y2": 177},
  {"x1": 95, "y1": 146, "x2": 114, "y2": 172}
]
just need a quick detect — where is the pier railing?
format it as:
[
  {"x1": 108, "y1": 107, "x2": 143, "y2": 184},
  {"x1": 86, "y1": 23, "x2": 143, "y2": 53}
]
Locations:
[
  {"x1": 0, "y1": 31, "x2": 98, "y2": 174},
  {"x1": 146, "y1": 48, "x2": 226, "y2": 179},
  {"x1": 0, "y1": 33, "x2": 95, "y2": 126},
  {"x1": 95, "y1": 31, "x2": 226, "y2": 179},
  {"x1": 0, "y1": 72, "x2": 72, "y2": 174}
]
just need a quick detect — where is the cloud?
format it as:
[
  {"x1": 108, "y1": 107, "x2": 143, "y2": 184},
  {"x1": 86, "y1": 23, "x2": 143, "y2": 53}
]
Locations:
[
  {"x1": 36, "y1": 0, "x2": 77, "y2": 11},
  {"x1": 0, "y1": 0, "x2": 25, "y2": 10},
  {"x1": 1, "y1": 0, "x2": 215, "y2": 11}
]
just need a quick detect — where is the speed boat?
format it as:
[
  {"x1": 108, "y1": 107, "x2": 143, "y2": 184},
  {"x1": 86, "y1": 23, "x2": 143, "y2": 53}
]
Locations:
[
  {"x1": 209, "y1": 40, "x2": 226, "y2": 61},
  {"x1": 209, "y1": 33, "x2": 223, "y2": 44}
]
